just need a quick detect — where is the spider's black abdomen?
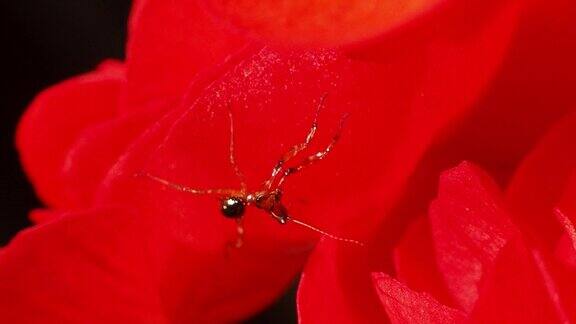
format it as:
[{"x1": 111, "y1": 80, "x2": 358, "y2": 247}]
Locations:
[{"x1": 221, "y1": 197, "x2": 246, "y2": 218}]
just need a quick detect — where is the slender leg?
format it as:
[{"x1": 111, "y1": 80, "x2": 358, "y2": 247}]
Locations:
[
  {"x1": 287, "y1": 216, "x2": 365, "y2": 246},
  {"x1": 264, "y1": 94, "x2": 328, "y2": 190},
  {"x1": 137, "y1": 173, "x2": 238, "y2": 196},
  {"x1": 226, "y1": 104, "x2": 248, "y2": 193},
  {"x1": 224, "y1": 218, "x2": 245, "y2": 252},
  {"x1": 234, "y1": 218, "x2": 245, "y2": 248},
  {"x1": 275, "y1": 112, "x2": 349, "y2": 188}
]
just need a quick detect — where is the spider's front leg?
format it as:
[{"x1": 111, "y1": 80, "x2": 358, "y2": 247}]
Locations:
[
  {"x1": 137, "y1": 172, "x2": 237, "y2": 196},
  {"x1": 275, "y1": 112, "x2": 349, "y2": 189},
  {"x1": 263, "y1": 95, "x2": 328, "y2": 190}
]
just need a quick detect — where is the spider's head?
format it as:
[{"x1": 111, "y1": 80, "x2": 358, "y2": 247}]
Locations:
[{"x1": 221, "y1": 197, "x2": 246, "y2": 219}]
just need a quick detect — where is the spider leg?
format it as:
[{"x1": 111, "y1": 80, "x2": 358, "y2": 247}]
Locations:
[
  {"x1": 287, "y1": 216, "x2": 365, "y2": 246},
  {"x1": 234, "y1": 218, "x2": 245, "y2": 248},
  {"x1": 224, "y1": 218, "x2": 245, "y2": 251},
  {"x1": 226, "y1": 104, "x2": 248, "y2": 193},
  {"x1": 275, "y1": 112, "x2": 349, "y2": 189},
  {"x1": 137, "y1": 173, "x2": 238, "y2": 196},
  {"x1": 264, "y1": 94, "x2": 327, "y2": 190}
]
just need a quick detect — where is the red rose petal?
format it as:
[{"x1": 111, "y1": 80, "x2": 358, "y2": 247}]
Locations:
[
  {"x1": 555, "y1": 233, "x2": 576, "y2": 268},
  {"x1": 429, "y1": 162, "x2": 516, "y2": 311},
  {"x1": 1, "y1": 204, "x2": 304, "y2": 322},
  {"x1": 297, "y1": 239, "x2": 386, "y2": 323},
  {"x1": 557, "y1": 172, "x2": 576, "y2": 225},
  {"x1": 372, "y1": 272, "x2": 466, "y2": 324},
  {"x1": 540, "y1": 180, "x2": 576, "y2": 320},
  {"x1": 205, "y1": 0, "x2": 442, "y2": 46},
  {"x1": 470, "y1": 239, "x2": 571, "y2": 323},
  {"x1": 532, "y1": 250, "x2": 576, "y2": 322},
  {"x1": 554, "y1": 208, "x2": 576, "y2": 262},
  {"x1": 28, "y1": 208, "x2": 66, "y2": 224},
  {"x1": 427, "y1": 0, "x2": 576, "y2": 183},
  {"x1": 393, "y1": 216, "x2": 455, "y2": 308},
  {"x1": 59, "y1": 108, "x2": 164, "y2": 210},
  {"x1": 16, "y1": 61, "x2": 125, "y2": 208},
  {"x1": 125, "y1": 0, "x2": 250, "y2": 110},
  {"x1": 0, "y1": 207, "x2": 166, "y2": 323},
  {"x1": 554, "y1": 174, "x2": 576, "y2": 267},
  {"x1": 507, "y1": 112, "x2": 576, "y2": 247}
]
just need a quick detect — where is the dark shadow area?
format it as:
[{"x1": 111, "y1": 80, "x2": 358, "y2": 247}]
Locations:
[{"x1": 0, "y1": 0, "x2": 131, "y2": 244}]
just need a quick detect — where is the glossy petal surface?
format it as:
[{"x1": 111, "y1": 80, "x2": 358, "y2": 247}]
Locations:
[
  {"x1": 393, "y1": 217, "x2": 454, "y2": 307},
  {"x1": 372, "y1": 272, "x2": 465, "y2": 324},
  {"x1": 125, "y1": 0, "x2": 250, "y2": 109},
  {"x1": 429, "y1": 162, "x2": 516, "y2": 311},
  {"x1": 298, "y1": 240, "x2": 386, "y2": 323}
]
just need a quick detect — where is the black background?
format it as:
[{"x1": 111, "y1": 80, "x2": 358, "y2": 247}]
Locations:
[
  {"x1": 0, "y1": 1, "x2": 294, "y2": 322},
  {"x1": 1, "y1": 0, "x2": 130, "y2": 244}
]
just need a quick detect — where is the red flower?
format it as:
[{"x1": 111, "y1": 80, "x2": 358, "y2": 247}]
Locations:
[
  {"x1": 297, "y1": 2, "x2": 576, "y2": 313},
  {"x1": 3, "y1": 0, "x2": 572, "y2": 322},
  {"x1": 298, "y1": 114, "x2": 576, "y2": 322}
]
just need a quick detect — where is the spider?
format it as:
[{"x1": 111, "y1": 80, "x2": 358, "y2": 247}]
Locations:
[{"x1": 139, "y1": 95, "x2": 364, "y2": 248}]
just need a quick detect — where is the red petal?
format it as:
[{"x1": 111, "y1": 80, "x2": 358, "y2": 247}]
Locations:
[
  {"x1": 468, "y1": 115, "x2": 576, "y2": 322},
  {"x1": 541, "y1": 177, "x2": 576, "y2": 321},
  {"x1": 28, "y1": 209, "x2": 61, "y2": 224},
  {"x1": 533, "y1": 250, "x2": 576, "y2": 323},
  {"x1": 554, "y1": 174, "x2": 576, "y2": 267},
  {"x1": 429, "y1": 162, "x2": 516, "y2": 311},
  {"x1": 0, "y1": 205, "x2": 302, "y2": 322},
  {"x1": 16, "y1": 61, "x2": 125, "y2": 208},
  {"x1": 58, "y1": 108, "x2": 164, "y2": 210},
  {"x1": 554, "y1": 208, "x2": 576, "y2": 267},
  {"x1": 372, "y1": 272, "x2": 466, "y2": 324},
  {"x1": 125, "y1": 0, "x2": 249, "y2": 110},
  {"x1": 0, "y1": 208, "x2": 166, "y2": 323},
  {"x1": 507, "y1": 112, "x2": 576, "y2": 247},
  {"x1": 557, "y1": 171, "x2": 576, "y2": 229},
  {"x1": 555, "y1": 233, "x2": 576, "y2": 268},
  {"x1": 297, "y1": 239, "x2": 387, "y2": 323},
  {"x1": 205, "y1": 0, "x2": 441, "y2": 46},
  {"x1": 470, "y1": 239, "x2": 572, "y2": 323},
  {"x1": 429, "y1": 0, "x2": 576, "y2": 182},
  {"x1": 393, "y1": 216, "x2": 455, "y2": 308}
]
